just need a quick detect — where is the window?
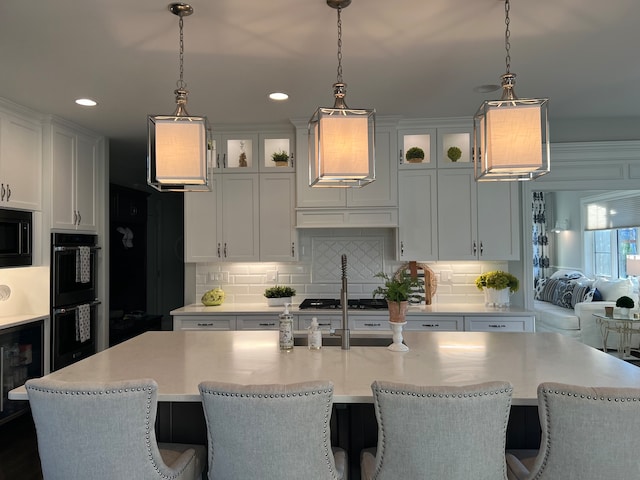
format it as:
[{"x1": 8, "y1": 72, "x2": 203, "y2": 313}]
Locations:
[{"x1": 589, "y1": 228, "x2": 638, "y2": 278}]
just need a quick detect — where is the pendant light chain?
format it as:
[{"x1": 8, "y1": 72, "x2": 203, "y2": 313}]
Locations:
[
  {"x1": 504, "y1": 0, "x2": 511, "y2": 74},
  {"x1": 336, "y1": 6, "x2": 343, "y2": 84},
  {"x1": 177, "y1": 14, "x2": 186, "y2": 90}
]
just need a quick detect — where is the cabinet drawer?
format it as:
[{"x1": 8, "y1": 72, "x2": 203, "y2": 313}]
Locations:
[
  {"x1": 298, "y1": 316, "x2": 340, "y2": 331},
  {"x1": 464, "y1": 316, "x2": 534, "y2": 333},
  {"x1": 405, "y1": 316, "x2": 462, "y2": 331},
  {"x1": 173, "y1": 316, "x2": 236, "y2": 331},
  {"x1": 236, "y1": 316, "x2": 282, "y2": 330},
  {"x1": 351, "y1": 317, "x2": 389, "y2": 330}
]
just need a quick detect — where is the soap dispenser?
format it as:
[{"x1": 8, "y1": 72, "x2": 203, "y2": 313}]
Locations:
[
  {"x1": 279, "y1": 303, "x2": 294, "y2": 351},
  {"x1": 307, "y1": 317, "x2": 322, "y2": 350}
]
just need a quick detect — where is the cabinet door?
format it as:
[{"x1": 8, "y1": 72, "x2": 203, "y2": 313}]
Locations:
[
  {"x1": 404, "y1": 316, "x2": 462, "y2": 331},
  {"x1": 398, "y1": 127, "x2": 437, "y2": 168},
  {"x1": 477, "y1": 182, "x2": 520, "y2": 260},
  {"x1": 221, "y1": 134, "x2": 259, "y2": 172},
  {"x1": 437, "y1": 170, "x2": 477, "y2": 260},
  {"x1": 436, "y1": 126, "x2": 473, "y2": 168},
  {"x1": 236, "y1": 315, "x2": 280, "y2": 330},
  {"x1": 464, "y1": 316, "x2": 534, "y2": 332},
  {"x1": 221, "y1": 174, "x2": 259, "y2": 261},
  {"x1": 0, "y1": 112, "x2": 42, "y2": 210},
  {"x1": 51, "y1": 126, "x2": 77, "y2": 229},
  {"x1": 348, "y1": 127, "x2": 398, "y2": 208},
  {"x1": 260, "y1": 173, "x2": 296, "y2": 261},
  {"x1": 75, "y1": 133, "x2": 97, "y2": 231},
  {"x1": 172, "y1": 315, "x2": 236, "y2": 330},
  {"x1": 184, "y1": 176, "x2": 222, "y2": 262},
  {"x1": 398, "y1": 170, "x2": 437, "y2": 260},
  {"x1": 260, "y1": 133, "x2": 295, "y2": 172}
]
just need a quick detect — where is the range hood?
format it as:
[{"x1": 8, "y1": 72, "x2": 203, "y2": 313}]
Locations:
[{"x1": 295, "y1": 208, "x2": 398, "y2": 228}]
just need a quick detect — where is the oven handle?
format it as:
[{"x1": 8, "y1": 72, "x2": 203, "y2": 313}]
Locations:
[
  {"x1": 53, "y1": 246, "x2": 101, "y2": 252},
  {"x1": 53, "y1": 300, "x2": 101, "y2": 315}
]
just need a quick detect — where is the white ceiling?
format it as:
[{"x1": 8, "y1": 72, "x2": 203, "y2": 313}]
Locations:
[{"x1": 1, "y1": 0, "x2": 639, "y2": 150}]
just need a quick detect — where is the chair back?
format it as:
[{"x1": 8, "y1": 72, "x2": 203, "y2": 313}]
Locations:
[
  {"x1": 368, "y1": 380, "x2": 513, "y2": 480},
  {"x1": 198, "y1": 380, "x2": 343, "y2": 480},
  {"x1": 26, "y1": 377, "x2": 199, "y2": 480},
  {"x1": 526, "y1": 382, "x2": 640, "y2": 479}
]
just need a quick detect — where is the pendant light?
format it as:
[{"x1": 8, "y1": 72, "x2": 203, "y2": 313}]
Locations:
[
  {"x1": 473, "y1": 0, "x2": 550, "y2": 182},
  {"x1": 308, "y1": 0, "x2": 375, "y2": 188},
  {"x1": 147, "y1": 3, "x2": 211, "y2": 192}
]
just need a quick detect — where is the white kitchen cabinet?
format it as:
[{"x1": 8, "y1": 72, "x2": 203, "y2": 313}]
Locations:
[
  {"x1": 184, "y1": 173, "x2": 259, "y2": 262},
  {"x1": 437, "y1": 170, "x2": 519, "y2": 261},
  {"x1": 405, "y1": 316, "x2": 463, "y2": 331},
  {"x1": 259, "y1": 173, "x2": 297, "y2": 261},
  {"x1": 0, "y1": 109, "x2": 42, "y2": 210},
  {"x1": 295, "y1": 124, "x2": 398, "y2": 212},
  {"x1": 173, "y1": 315, "x2": 236, "y2": 331},
  {"x1": 260, "y1": 132, "x2": 295, "y2": 172},
  {"x1": 397, "y1": 124, "x2": 473, "y2": 169},
  {"x1": 211, "y1": 133, "x2": 260, "y2": 173},
  {"x1": 464, "y1": 315, "x2": 534, "y2": 333},
  {"x1": 49, "y1": 121, "x2": 101, "y2": 231},
  {"x1": 397, "y1": 169, "x2": 438, "y2": 260},
  {"x1": 236, "y1": 315, "x2": 281, "y2": 330}
]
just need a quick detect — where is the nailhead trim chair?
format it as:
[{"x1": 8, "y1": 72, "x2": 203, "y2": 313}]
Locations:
[
  {"x1": 198, "y1": 380, "x2": 347, "y2": 480},
  {"x1": 506, "y1": 382, "x2": 640, "y2": 480},
  {"x1": 25, "y1": 378, "x2": 206, "y2": 480},
  {"x1": 361, "y1": 380, "x2": 513, "y2": 480}
]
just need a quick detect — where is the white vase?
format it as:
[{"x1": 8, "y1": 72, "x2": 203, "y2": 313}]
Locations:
[
  {"x1": 267, "y1": 297, "x2": 292, "y2": 307},
  {"x1": 619, "y1": 307, "x2": 630, "y2": 318},
  {"x1": 484, "y1": 287, "x2": 511, "y2": 308}
]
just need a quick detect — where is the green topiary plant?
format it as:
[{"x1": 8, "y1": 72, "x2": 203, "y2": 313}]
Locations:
[
  {"x1": 271, "y1": 150, "x2": 289, "y2": 164},
  {"x1": 616, "y1": 295, "x2": 635, "y2": 309},
  {"x1": 264, "y1": 285, "x2": 296, "y2": 298},
  {"x1": 475, "y1": 271, "x2": 519, "y2": 293},
  {"x1": 372, "y1": 271, "x2": 420, "y2": 304},
  {"x1": 447, "y1": 146, "x2": 462, "y2": 162},
  {"x1": 405, "y1": 147, "x2": 425, "y2": 163}
]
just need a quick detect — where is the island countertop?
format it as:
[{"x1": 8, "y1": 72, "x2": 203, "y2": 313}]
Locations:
[{"x1": 10, "y1": 331, "x2": 640, "y2": 406}]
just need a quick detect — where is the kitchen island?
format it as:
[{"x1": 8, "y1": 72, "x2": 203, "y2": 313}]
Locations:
[
  {"x1": 11, "y1": 330, "x2": 640, "y2": 404},
  {"x1": 11, "y1": 330, "x2": 640, "y2": 477}
]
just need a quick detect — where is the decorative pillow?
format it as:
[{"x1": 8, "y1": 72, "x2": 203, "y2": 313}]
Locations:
[
  {"x1": 571, "y1": 285, "x2": 591, "y2": 308},
  {"x1": 592, "y1": 278, "x2": 633, "y2": 301},
  {"x1": 534, "y1": 277, "x2": 548, "y2": 300},
  {"x1": 550, "y1": 270, "x2": 584, "y2": 280},
  {"x1": 540, "y1": 278, "x2": 575, "y2": 308}
]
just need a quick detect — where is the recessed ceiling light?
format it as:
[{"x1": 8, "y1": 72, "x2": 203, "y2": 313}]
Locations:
[
  {"x1": 75, "y1": 98, "x2": 98, "y2": 107},
  {"x1": 269, "y1": 92, "x2": 289, "y2": 101}
]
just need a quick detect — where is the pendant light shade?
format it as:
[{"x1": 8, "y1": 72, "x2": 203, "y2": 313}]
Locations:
[
  {"x1": 473, "y1": 1, "x2": 550, "y2": 182},
  {"x1": 147, "y1": 3, "x2": 211, "y2": 192},
  {"x1": 309, "y1": 0, "x2": 375, "y2": 188}
]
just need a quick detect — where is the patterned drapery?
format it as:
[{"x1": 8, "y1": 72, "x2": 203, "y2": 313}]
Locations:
[{"x1": 532, "y1": 192, "x2": 549, "y2": 279}]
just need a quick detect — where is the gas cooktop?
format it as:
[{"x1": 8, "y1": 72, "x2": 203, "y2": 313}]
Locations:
[{"x1": 298, "y1": 298, "x2": 387, "y2": 310}]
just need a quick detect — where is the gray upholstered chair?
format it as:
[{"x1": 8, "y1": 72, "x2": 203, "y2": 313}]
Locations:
[
  {"x1": 506, "y1": 382, "x2": 640, "y2": 480},
  {"x1": 198, "y1": 380, "x2": 347, "y2": 480},
  {"x1": 361, "y1": 380, "x2": 513, "y2": 480},
  {"x1": 25, "y1": 377, "x2": 206, "y2": 480}
]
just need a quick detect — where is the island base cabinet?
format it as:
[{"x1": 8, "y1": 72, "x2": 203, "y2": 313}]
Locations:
[
  {"x1": 1, "y1": 320, "x2": 44, "y2": 424},
  {"x1": 464, "y1": 316, "x2": 534, "y2": 332}
]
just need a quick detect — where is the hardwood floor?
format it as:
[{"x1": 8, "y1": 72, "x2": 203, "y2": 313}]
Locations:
[{"x1": 0, "y1": 412, "x2": 42, "y2": 480}]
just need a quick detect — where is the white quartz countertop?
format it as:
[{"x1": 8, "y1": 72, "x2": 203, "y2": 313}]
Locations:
[
  {"x1": 11, "y1": 331, "x2": 640, "y2": 406},
  {"x1": 0, "y1": 313, "x2": 48, "y2": 330},
  {"x1": 171, "y1": 303, "x2": 533, "y2": 316}
]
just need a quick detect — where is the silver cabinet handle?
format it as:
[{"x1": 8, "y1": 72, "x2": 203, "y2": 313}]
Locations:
[
  {"x1": 473, "y1": 241, "x2": 477, "y2": 256},
  {"x1": 422, "y1": 324, "x2": 439, "y2": 327},
  {"x1": 291, "y1": 242, "x2": 295, "y2": 257},
  {"x1": 197, "y1": 322, "x2": 214, "y2": 327},
  {"x1": 216, "y1": 153, "x2": 220, "y2": 169},
  {"x1": 488, "y1": 324, "x2": 507, "y2": 328},
  {"x1": 364, "y1": 322, "x2": 382, "y2": 327},
  {"x1": 258, "y1": 322, "x2": 276, "y2": 327},
  {"x1": 399, "y1": 149, "x2": 404, "y2": 164},
  {"x1": 223, "y1": 243, "x2": 227, "y2": 257},
  {"x1": 1, "y1": 183, "x2": 5, "y2": 201},
  {"x1": 400, "y1": 241, "x2": 404, "y2": 256},
  {"x1": 5, "y1": 184, "x2": 10, "y2": 202},
  {"x1": 217, "y1": 243, "x2": 221, "y2": 258},
  {"x1": 480, "y1": 241, "x2": 484, "y2": 256},
  {"x1": 77, "y1": 210, "x2": 82, "y2": 225}
]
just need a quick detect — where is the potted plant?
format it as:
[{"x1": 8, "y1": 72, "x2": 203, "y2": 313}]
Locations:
[
  {"x1": 475, "y1": 271, "x2": 519, "y2": 307},
  {"x1": 373, "y1": 271, "x2": 420, "y2": 323},
  {"x1": 264, "y1": 285, "x2": 296, "y2": 306},
  {"x1": 405, "y1": 147, "x2": 425, "y2": 163},
  {"x1": 271, "y1": 150, "x2": 289, "y2": 166},
  {"x1": 616, "y1": 295, "x2": 635, "y2": 317},
  {"x1": 447, "y1": 146, "x2": 462, "y2": 162}
]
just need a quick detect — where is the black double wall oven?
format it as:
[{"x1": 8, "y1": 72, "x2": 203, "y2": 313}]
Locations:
[{"x1": 51, "y1": 233, "x2": 100, "y2": 371}]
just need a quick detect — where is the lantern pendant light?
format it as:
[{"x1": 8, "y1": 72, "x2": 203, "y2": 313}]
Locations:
[
  {"x1": 473, "y1": 0, "x2": 550, "y2": 182},
  {"x1": 147, "y1": 3, "x2": 212, "y2": 192},
  {"x1": 308, "y1": 0, "x2": 376, "y2": 188}
]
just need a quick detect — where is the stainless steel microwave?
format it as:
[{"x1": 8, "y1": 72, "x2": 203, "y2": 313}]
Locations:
[{"x1": 0, "y1": 208, "x2": 32, "y2": 267}]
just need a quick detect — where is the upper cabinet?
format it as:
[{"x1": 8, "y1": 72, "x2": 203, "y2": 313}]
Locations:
[
  {"x1": 260, "y1": 133, "x2": 295, "y2": 173},
  {"x1": 398, "y1": 124, "x2": 473, "y2": 169},
  {"x1": 0, "y1": 107, "x2": 42, "y2": 211},
  {"x1": 397, "y1": 169, "x2": 438, "y2": 260},
  {"x1": 437, "y1": 170, "x2": 520, "y2": 261},
  {"x1": 47, "y1": 120, "x2": 102, "y2": 232}
]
